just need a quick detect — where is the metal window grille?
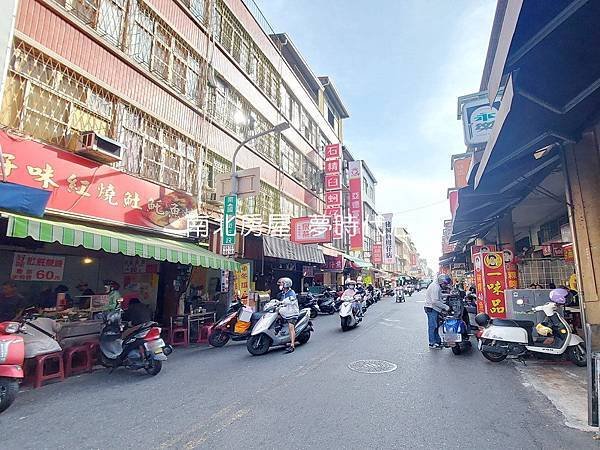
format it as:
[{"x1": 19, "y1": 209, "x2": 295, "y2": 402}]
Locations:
[{"x1": 518, "y1": 258, "x2": 576, "y2": 288}]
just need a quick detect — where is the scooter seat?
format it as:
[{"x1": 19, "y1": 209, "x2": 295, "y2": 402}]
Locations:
[{"x1": 492, "y1": 319, "x2": 534, "y2": 330}]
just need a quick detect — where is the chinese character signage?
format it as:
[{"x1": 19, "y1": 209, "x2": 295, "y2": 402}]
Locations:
[
  {"x1": 348, "y1": 161, "x2": 363, "y2": 251},
  {"x1": 382, "y1": 213, "x2": 394, "y2": 264},
  {"x1": 11, "y1": 252, "x2": 65, "y2": 281},
  {"x1": 470, "y1": 244, "x2": 496, "y2": 261},
  {"x1": 324, "y1": 255, "x2": 343, "y2": 271},
  {"x1": 290, "y1": 216, "x2": 333, "y2": 244},
  {"x1": 502, "y1": 247, "x2": 519, "y2": 290},
  {"x1": 234, "y1": 263, "x2": 250, "y2": 300},
  {"x1": 0, "y1": 131, "x2": 196, "y2": 235},
  {"x1": 564, "y1": 244, "x2": 575, "y2": 262},
  {"x1": 479, "y1": 251, "x2": 507, "y2": 318},
  {"x1": 325, "y1": 173, "x2": 342, "y2": 191},
  {"x1": 371, "y1": 244, "x2": 383, "y2": 265},
  {"x1": 325, "y1": 143, "x2": 341, "y2": 160},
  {"x1": 221, "y1": 195, "x2": 237, "y2": 255}
]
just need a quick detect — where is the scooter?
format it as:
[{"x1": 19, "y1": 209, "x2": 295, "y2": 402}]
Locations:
[
  {"x1": 476, "y1": 300, "x2": 586, "y2": 366},
  {"x1": 395, "y1": 287, "x2": 405, "y2": 303},
  {"x1": 99, "y1": 308, "x2": 172, "y2": 375},
  {"x1": 339, "y1": 294, "x2": 363, "y2": 331},
  {"x1": 316, "y1": 291, "x2": 336, "y2": 315},
  {"x1": 404, "y1": 285, "x2": 414, "y2": 297},
  {"x1": 208, "y1": 300, "x2": 263, "y2": 347},
  {"x1": 374, "y1": 288, "x2": 382, "y2": 302},
  {"x1": 246, "y1": 300, "x2": 313, "y2": 356},
  {"x1": 298, "y1": 293, "x2": 319, "y2": 319},
  {"x1": 0, "y1": 321, "x2": 24, "y2": 413},
  {"x1": 438, "y1": 292, "x2": 472, "y2": 355}
]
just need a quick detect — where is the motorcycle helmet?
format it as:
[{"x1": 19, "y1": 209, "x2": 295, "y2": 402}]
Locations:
[
  {"x1": 535, "y1": 323, "x2": 553, "y2": 336},
  {"x1": 474, "y1": 313, "x2": 491, "y2": 327},
  {"x1": 277, "y1": 277, "x2": 293, "y2": 290},
  {"x1": 345, "y1": 278, "x2": 356, "y2": 289},
  {"x1": 437, "y1": 274, "x2": 452, "y2": 288},
  {"x1": 549, "y1": 287, "x2": 571, "y2": 305}
]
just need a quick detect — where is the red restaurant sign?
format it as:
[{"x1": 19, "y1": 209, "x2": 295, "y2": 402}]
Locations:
[
  {"x1": 480, "y1": 251, "x2": 507, "y2": 318},
  {"x1": 0, "y1": 131, "x2": 196, "y2": 234},
  {"x1": 324, "y1": 255, "x2": 344, "y2": 271}
]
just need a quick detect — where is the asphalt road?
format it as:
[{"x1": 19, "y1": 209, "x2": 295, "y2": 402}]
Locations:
[{"x1": 1, "y1": 291, "x2": 596, "y2": 449}]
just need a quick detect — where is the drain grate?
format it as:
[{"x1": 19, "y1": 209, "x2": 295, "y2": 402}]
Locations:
[{"x1": 348, "y1": 359, "x2": 397, "y2": 374}]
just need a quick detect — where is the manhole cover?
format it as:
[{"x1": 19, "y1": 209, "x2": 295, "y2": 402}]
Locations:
[{"x1": 347, "y1": 360, "x2": 397, "y2": 374}]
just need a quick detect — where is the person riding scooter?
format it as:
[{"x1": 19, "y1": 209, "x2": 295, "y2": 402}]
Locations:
[
  {"x1": 342, "y1": 279, "x2": 363, "y2": 318},
  {"x1": 276, "y1": 277, "x2": 299, "y2": 354}
]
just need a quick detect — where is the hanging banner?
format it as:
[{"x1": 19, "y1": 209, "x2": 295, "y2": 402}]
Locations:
[
  {"x1": 324, "y1": 143, "x2": 341, "y2": 160},
  {"x1": 480, "y1": 251, "x2": 507, "y2": 318},
  {"x1": 324, "y1": 255, "x2": 344, "y2": 271},
  {"x1": 372, "y1": 244, "x2": 383, "y2": 265},
  {"x1": 11, "y1": 252, "x2": 65, "y2": 281},
  {"x1": 234, "y1": 263, "x2": 250, "y2": 300},
  {"x1": 501, "y1": 247, "x2": 519, "y2": 290},
  {"x1": 348, "y1": 161, "x2": 363, "y2": 251},
  {"x1": 383, "y1": 213, "x2": 394, "y2": 264}
]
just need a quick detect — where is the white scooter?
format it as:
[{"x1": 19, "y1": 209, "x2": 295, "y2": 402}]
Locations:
[
  {"x1": 246, "y1": 300, "x2": 313, "y2": 356},
  {"x1": 476, "y1": 300, "x2": 586, "y2": 366},
  {"x1": 339, "y1": 294, "x2": 363, "y2": 331}
]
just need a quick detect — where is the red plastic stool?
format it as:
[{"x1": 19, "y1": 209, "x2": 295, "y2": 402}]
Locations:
[
  {"x1": 196, "y1": 323, "x2": 214, "y2": 344},
  {"x1": 64, "y1": 345, "x2": 92, "y2": 377},
  {"x1": 169, "y1": 327, "x2": 189, "y2": 347},
  {"x1": 30, "y1": 352, "x2": 64, "y2": 388},
  {"x1": 86, "y1": 342, "x2": 100, "y2": 365}
]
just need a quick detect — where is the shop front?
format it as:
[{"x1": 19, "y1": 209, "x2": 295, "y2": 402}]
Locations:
[{"x1": 0, "y1": 131, "x2": 238, "y2": 349}]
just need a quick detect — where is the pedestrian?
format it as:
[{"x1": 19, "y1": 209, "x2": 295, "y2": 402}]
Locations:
[
  {"x1": 424, "y1": 274, "x2": 451, "y2": 349},
  {"x1": 276, "y1": 277, "x2": 299, "y2": 354},
  {"x1": 0, "y1": 281, "x2": 28, "y2": 322}
]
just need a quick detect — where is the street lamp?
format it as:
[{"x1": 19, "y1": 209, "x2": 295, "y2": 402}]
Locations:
[{"x1": 230, "y1": 121, "x2": 290, "y2": 195}]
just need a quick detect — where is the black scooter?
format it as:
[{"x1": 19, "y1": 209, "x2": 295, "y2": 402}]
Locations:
[
  {"x1": 316, "y1": 290, "x2": 336, "y2": 314},
  {"x1": 99, "y1": 308, "x2": 172, "y2": 376},
  {"x1": 298, "y1": 293, "x2": 319, "y2": 319}
]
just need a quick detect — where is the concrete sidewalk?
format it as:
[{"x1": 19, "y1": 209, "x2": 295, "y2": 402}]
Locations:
[{"x1": 514, "y1": 359, "x2": 595, "y2": 432}]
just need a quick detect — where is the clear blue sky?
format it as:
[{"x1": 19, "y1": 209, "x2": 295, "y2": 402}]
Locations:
[{"x1": 254, "y1": 0, "x2": 496, "y2": 270}]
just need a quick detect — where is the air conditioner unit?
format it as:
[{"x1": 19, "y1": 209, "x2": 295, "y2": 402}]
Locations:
[
  {"x1": 76, "y1": 132, "x2": 122, "y2": 164},
  {"x1": 203, "y1": 191, "x2": 223, "y2": 206},
  {"x1": 293, "y1": 171, "x2": 306, "y2": 182}
]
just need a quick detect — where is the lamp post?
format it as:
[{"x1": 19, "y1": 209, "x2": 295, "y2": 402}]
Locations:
[{"x1": 229, "y1": 121, "x2": 290, "y2": 195}]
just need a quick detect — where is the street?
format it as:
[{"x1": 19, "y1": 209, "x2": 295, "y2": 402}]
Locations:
[{"x1": 0, "y1": 291, "x2": 595, "y2": 450}]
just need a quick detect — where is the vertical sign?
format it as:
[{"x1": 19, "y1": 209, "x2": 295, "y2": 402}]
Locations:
[
  {"x1": 325, "y1": 144, "x2": 343, "y2": 239},
  {"x1": 221, "y1": 195, "x2": 237, "y2": 256},
  {"x1": 348, "y1": 160, "x2": 363, "y2": 251},
  {"x1": 371, "y1": 244, "x2": 383, "y2": 265},
  {"x1": 473, "y1": 253, "x2": 485, "y2": 313},
  {"x1": 234, "y1": 263, "x2": 250, "y2": 300},
  {"x1": 382, "y1": 213, "x2": 394, "y2": 264},
  {"x1": 502, "y1": 247, "x2": 519, "y2": 290},
  {"x1": 481, "y1": 251, "x2": 507, "y2": 318}
]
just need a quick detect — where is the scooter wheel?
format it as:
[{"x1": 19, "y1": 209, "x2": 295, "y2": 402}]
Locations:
[
  {"x1": 297, "y1": 330, "x2": 311, "y2": 345},
  {"x1": 451, "y1": 346, "x2": 462, "y2": 355},
  {"x1": 247, "y1": 334, "x2": 272, "y2": 356},
  {"x1": 310, "y1": 309, "x2": 318, "y2": 319},
  {"x1": 0, "y1": 378, "x2": 19, "y2": 413},
  {"x1": 145, "y1": 359, "x2": 162, "y2": 376},
  {"x1": 208, "y1": 330, "x2": 230, "y2": 347}
]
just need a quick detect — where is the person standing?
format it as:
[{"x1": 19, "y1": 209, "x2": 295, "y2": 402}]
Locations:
[
  {"x1": 0, "y1": 281, "x2": 28, "y2": 322},
  {"x1": 424, "y1": 274, "x2": 451, "y2": 349},
  {"x1": 277, "y1": 277, "x2": 299, "y2": 354}
]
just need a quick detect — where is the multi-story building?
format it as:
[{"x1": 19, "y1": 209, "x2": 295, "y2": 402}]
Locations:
[{"x1": 0, "y1": 0, "x2": 352, "y2": 316}]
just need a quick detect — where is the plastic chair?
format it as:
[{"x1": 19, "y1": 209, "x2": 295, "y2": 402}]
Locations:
[
  {"x1": 29, "y1": 352, "x2": 64, "y2": 388},
  {"x1": 63, "y1": 345, "x2": 92, "y2": 377}
]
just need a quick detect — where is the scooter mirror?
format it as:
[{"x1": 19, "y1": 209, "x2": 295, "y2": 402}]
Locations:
[{"x1": 516, "y1": 299, "x2": 524, "y2": 305}]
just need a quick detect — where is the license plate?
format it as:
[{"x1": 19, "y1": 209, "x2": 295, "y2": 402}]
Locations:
[
  {"x1": 144, "y1": 339, "x2": 165, "y2": 351},
  {"x1": 443, "y1": 333, "x2": 461, "y2": 343}
]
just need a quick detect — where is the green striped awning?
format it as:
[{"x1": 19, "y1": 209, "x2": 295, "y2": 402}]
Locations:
[
  {"x1": 5, "y1": 214, "x2": 239, "y2": 271},
  {"x1": 344, "y1": 253, "x2": 373, "y2": 269}
]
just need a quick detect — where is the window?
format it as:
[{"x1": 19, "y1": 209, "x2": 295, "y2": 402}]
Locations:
[
  {"x1": 97, "y1": 0, "x2": 125, "y2": 46},
  {"x1": 281, "y1": 139, "x2": 302, "y2": 175},
  {"x1": 130, "y1": 6, "x2": 153, "y2": 67}
]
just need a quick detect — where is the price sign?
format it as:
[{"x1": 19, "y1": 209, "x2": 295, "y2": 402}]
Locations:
[{"x1": 11, "y1": 252, "x2": 65, "y2": 281}]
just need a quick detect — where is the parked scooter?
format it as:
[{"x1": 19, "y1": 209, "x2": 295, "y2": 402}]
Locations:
[
  {"x1": 99, "y1": 307, "x2": 172, "y2": 375},
  {"x1": 404, "y1": 284, "x2": 415, "y2": 297},
  {"x1": 339, "y1": 294, "x2": 363, "y2": 331},
  {"x1": 208, "y1": 300, "x2": 262, "y2": 347},
  {"x1": 246, "y1": 300, "x2": 313, "y2": 355},
  {"x1": 0, "y1": 321, "x2": 24, "y2": 413},
  {"x1": 476, "y1": 288, "x2": 586, "y2": 366},
  {"x1": 316, "y1": 290, "x2": 337, "y2": 315},
  {"x1": 298, "y1": 293, "x2": 319, "y2": 319},
  {"x1": 438, "y1": 291, "x2": 472, "y2": 355},
  {"x1": 374, "y1": 288, "x2": 382, "y2": 302}
]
